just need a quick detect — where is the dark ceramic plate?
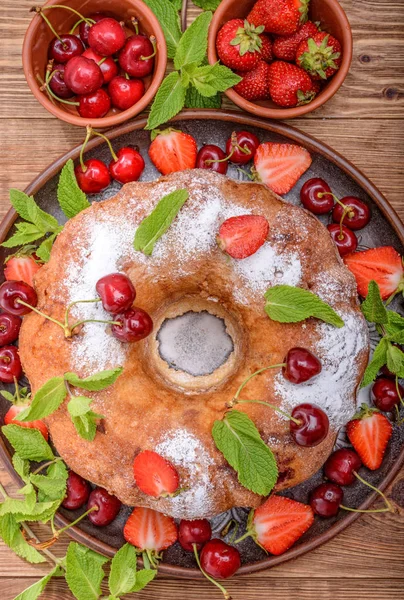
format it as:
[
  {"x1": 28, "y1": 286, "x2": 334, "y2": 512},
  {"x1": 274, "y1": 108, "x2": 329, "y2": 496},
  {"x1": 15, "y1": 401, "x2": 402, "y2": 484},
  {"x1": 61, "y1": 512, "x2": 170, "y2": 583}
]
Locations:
[{"x1": 1, "y1": 110, "x2": 403, "y2": 578}]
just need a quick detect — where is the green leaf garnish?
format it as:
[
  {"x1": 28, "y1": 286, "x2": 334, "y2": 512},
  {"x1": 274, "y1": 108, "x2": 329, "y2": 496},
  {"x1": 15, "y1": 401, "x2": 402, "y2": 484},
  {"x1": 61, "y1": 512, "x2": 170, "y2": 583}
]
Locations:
[
  {"x1": 64, "y1": 367, "x2": 123, "y2": 391},
  {"x1": 190, "y1": 62, "x2": 242, "y2": 97},
  {"x1": 57, "y1": 159, "x2": 90, "y2": 219},
  {"x1": 192, "y1": 0, "x2": 220, "y2": 10},
  {"x1": 174, "y1": 11, "x2": 212, "y2": 70},
  {"x1": 143, "y1": 0, "x2": 182, "y2": 60},
  {"x1": 361, "y1": 280, "x2": 388, "y2": 324},
  {"x1": 146, "y1": 71, "x2": 187, "y2": 131},
  {"x1": 13, "y1": 565, "x2": 63, "y2": 600},
  {"x1": 65, "y1": 542, "x2": 108, "y2": 600},
  {"x1": 264, "y1": 285, "x2": 344, "y2": 328},
  {"x1": 0, "y1": 514, "x2": 45, "y2": 564},
  {"x1": 212, "y1": 410, "x2": 278, "y2": 496},
  {"x1": 360, "y1": 338, "x2": 389, "y2": 388},
  {"x1": 67, "y1": 396, "x2": 104, "y2": 442},
  {"x1": 18, "y1": 377, "x2": 66, "y2": 422},
  {"x1": 2, "y1": 425, "x2": 54, "y2": 461}
]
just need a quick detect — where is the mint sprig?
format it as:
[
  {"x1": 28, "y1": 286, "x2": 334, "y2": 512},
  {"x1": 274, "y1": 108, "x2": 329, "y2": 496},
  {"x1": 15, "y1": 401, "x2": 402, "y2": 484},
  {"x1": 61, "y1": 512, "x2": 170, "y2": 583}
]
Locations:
[
  {"x1": 58, "y1": 159, "x2": 91, "y2": 219},
  {"x1": 264, "y1": 285, "x2": 344, "y2": 328},
  {"x1": 192, "y1": 0, "x2": 221, "y2": 9},
  {"x1": 2, "y1": 425, "x2": 55, "y2": 461},
  {"x1": 0, "y1": 513, "x2": 45, "y2": 564},
  {"x1": 65, "y1": 542, "x2": 109, "y2": 600},
  {"x1": 361, "y1": 280, "x2": 388, "y2": 324},
  {"x1": 143, "y1": 0, "x2": 182, "y2": 59},
  {"x1": 13, "y1": 565, "x2": 63, "y2": 600}
]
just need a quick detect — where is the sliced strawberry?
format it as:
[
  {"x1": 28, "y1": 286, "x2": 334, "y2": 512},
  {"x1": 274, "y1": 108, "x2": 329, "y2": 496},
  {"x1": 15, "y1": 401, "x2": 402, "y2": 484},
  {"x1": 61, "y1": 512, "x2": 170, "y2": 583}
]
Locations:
[
  {"x1": 217, "y1": 215, "x2": 269, "y2": 259},
  {"x1": 4, "y1": 255, "x2": 41, "y2": 287},
  {"x1": 133, "y1": 450, "x2": 180, "y2": 497},
  {"x1": 4, "y1": 405, "x2": 49, "y2": 441},
  {"x1": 346, "y1": 404, "x2": 393, "y2": 470},
  {"x1": 123, "y1": 506, "x2": 178, "y2": 552},
  {"x1": 251, "y1": 495, "x2": 314, "y2": 555},
  {"x1": 148, "y1": 128, "x2": 197, "y2": 175},
  {"x1": 254, "y1": 142, "x2": 312, "y2": 195},
  {"x1": 344, "y1": 246, "x2": 404, "y2": 300}
]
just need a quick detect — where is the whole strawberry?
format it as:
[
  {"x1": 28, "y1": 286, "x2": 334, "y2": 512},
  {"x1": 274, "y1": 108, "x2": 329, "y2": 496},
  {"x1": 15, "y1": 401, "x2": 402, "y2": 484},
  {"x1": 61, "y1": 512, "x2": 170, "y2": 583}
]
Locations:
[
  {"x1": 268, "y1": 61, "x2": 318, "y2": 107},
  {"x1": 296, "y1": 32, "x2": 342, "y2": 80},
  {"x1": 234, "y1": 61, "x2": 271, "y2": 101},
  {"x1": 273, "y1": 21, "x2": 318, "y2": 61},
  {"x1": 248, "y1": 0, "x2": 310, "y2": 36},
  {"x1": 216, "y1": 19, "x2": 269, "y2": 72}
]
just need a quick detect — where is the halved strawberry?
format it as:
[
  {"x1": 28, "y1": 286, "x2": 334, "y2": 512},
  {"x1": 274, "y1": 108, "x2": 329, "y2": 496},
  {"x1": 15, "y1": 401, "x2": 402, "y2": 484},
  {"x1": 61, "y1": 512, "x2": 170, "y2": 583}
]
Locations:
[
  {"x1": 5, "y1": 255, "x2": 41, "y2": 287},
  {"x1": 4, "y1": 405, "x2": 49, "y2": 441},
  {"x1": 344, "y1": 246, "x2": 404, "y2": 300},
  {"x1": 247, "y1": 495, "x2": 314, "y2": 555},
  {"x1": 346, "y1": 404, "x2": 393, "y2": 470},
  {"x1": 148, "y1": 128, "x2": 197, "y2": 175},
  {"x1": 254, "y1": 142, "x2": 312, "y2": 195},
  {"x1": 217, "y1": 215, "x2": 269, "y2": 259},
  {"x1": 123, "y1": 506, "x2": 178, "y2": 552},
  {"x1": 133, "y1": 450, "x2": 180, "y2": 497}
]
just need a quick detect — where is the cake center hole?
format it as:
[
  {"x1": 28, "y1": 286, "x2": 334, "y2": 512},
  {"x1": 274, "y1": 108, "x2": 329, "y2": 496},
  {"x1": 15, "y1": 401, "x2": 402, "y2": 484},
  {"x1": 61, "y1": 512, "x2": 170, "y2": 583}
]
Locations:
[{"x1": 157, "y1": 311, "x2": 234, "y2": 377}]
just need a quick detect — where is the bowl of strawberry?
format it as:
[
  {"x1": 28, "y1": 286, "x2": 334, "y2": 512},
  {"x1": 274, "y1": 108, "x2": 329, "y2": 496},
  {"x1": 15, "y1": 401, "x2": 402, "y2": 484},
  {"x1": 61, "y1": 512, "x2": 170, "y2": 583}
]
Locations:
[
  {"x1": 207, "y1": 0, "x2": 352, "y2": 118},
  {"x1": 22, "y1": 0, "x2": 167, "y2": 127}
]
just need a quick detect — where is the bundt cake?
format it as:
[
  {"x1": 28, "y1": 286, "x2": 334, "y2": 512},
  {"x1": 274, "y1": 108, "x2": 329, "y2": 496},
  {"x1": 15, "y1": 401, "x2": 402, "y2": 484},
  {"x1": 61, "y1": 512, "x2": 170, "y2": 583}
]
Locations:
[{"x1": 19, "y1": 169, "x2": 369, "y2": 519}]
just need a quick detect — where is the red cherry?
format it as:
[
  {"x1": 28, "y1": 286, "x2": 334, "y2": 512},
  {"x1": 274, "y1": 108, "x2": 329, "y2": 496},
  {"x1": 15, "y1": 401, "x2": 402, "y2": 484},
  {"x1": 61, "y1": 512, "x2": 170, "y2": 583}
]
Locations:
[
  {"x1": 111, "y1": 307, "x2": 153, "y2": 343},
  {"x1": 332, "y1": 197, "x2": 371, "y2": 231},
  {"x1": 290, "y1": 403, "x2": 329, "y2": 447},
  {"x1": 49, "y1": 63, "x2": 74, "y2": 99},
  {"x1": 118, "y1": 35, "x2": 155, "y2": 78},
  {"x1": 0, "y1": 313, "x2": 21, "y2": 346},
  {"x1": 96, "y1": 273, "x2": 136, "y2": 314},
  {"x1": 300, "y1": 178, "x2": 333, "y2": 214},
  {"x1": 0, "y1": 281, "x2": 38, "y2": 316},
  {"x1": 179, "y1": 519, "x2": 212, "y2": 552},
  {"x1": 74, "y1": 159, "x2": 111, "y2": 194},
  {"x1": 0, "y1": 346, "x2": 22, "y2": 383},
  {"x1": 327, "y1": 224, "x2": 358, "y2": 257},
  {"x1": 310, "y1": 482, "x2": 344, "y2": 517},
  {"x1": 371, "y1": 377, "x2": 403, "y2": 412},
  {"x1": 79, "y1": 13, "x2": 107, "y2": 45},
  {"x1": 196, "y1": 145, "x2": 228, "y2": 175},
  {"x1": 87, "y1": 487, "x2": 121, "y2": 526},
  {"x1": 78, "y1": 88, "x2": 111, "y2": 119},
  {"x1": 380, "y1": 364, "x2": 396, "y2": 378},
  {"x1": 108, "y1": 76, "x2": 145, "y2": 111},
  {"x1": 225, "y1": 131, "x2": 260, "y2": 165},
  {"x1": 4, "y1": 404, "x2": 49, "y2": 440},
  {"x1": 64, "y1": 56, "x2": 103, "y2": 95},
  {"x1": 200, "y1": 539, "x2": 241, "y2": 579},
  {"x1": 283, "y1": 347, "x2": 322, "y2": 384},
  {"x1": 109, "y1": 147, "x2": 145, "y2": 184},
  {"x1": 62, "y1": 471, "x2": 91, "y2": 510},
  {"x1": 324, "y1": 448, "x2": 362, "y2": 486},
  {"x1": 48, "y1": 34, "x2": 84, "y2": 63},
  {"x1": 88, "y1": 18, "x2": 126, "y2": 57},
  {"x1": 82, "y1": 49, "x2": 118, "y2": 85}
]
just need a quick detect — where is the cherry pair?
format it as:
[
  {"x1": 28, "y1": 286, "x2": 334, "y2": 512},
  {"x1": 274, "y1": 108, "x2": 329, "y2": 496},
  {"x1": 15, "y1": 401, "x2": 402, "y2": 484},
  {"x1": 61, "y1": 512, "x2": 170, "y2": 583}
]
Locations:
[
  {"x1": 62, "y1": 470, "x2": 121, "y2": 526},
  {"x1": 196, "y1": 131, "x2": 260, "y2": 174}
]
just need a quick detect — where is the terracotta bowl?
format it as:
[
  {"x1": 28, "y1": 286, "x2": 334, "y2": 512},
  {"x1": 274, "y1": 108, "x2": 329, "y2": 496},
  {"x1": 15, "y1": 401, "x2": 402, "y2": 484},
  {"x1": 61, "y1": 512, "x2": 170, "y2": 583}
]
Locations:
[
  {"x1": 22, "y1": 0, "x2": 167, "y2": 128},
  {"x1": 207, "y1": 0, "x2": 353, "y2": 119}
]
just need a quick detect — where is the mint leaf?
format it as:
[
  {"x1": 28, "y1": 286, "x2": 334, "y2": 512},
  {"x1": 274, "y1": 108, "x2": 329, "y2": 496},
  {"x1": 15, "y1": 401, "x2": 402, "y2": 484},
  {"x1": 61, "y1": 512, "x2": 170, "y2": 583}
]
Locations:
[
  {"x1": 0, "y1": 486, "x2": 36, "y2": 517},
  {"x1": 58, "y1": 159, "x2": 91, "y2": 219},
  {"x1": 31, "y1": 461, "x2": 68, "y2": 503},
  {"x1": 185, "y1": 84, "x2": 222, "y2": 108},
  {"x1": 68, "y1": 397, "x2": 104, "y2": 441},
  {"x1": 191, "y1": 63, "x2": 242, "y2": 96},
  {"x1": 65, "y1": 542, "x2": 108, "y2": 600},
  {"x1": 65, "y1": 367, "x2": 123, "y2": 391},
  {"x1": 386, "y1": 342, "x2": 404, "y2": 375},
  {"x1": 12, "y1": 455, "x2": 30, "y2": 484},
  {"x1": 108, "y1": 543, "x2": 138, "y2": 596},
  {"x1": 0, "y1": 513, "x2": 45, "y2": 564},
  {"x1": 264, "y1": 285, "x2": 344, "y2": 328},
  {"x1": 384, "y1": 310, "x2": 404, "y2": 336},
  {"x1": 143, "y1": 0, "x2": 182, "y2": 59},
  {"x1": 18, "y1": 377, "x2": 66, "y2": 422},
  {"x1": 145, "y1": 71, "x2": 187, "y2": 131},
  {"x1": 134, "y1": 189, "x2": 189, "y2": 255},
  {"x1": 169, "y1": 0, "x2": 182, "y2": 9},
  {"x1": 13, "y1": 500, "x2": 61, "y2": 524},
  {"x1": 2, "y1": 425, "x2": 54, "y2": 461},
  {"x1": 361, "y1": 281, "x2": 388, "y2": 324},
  {"x1": 13, "y1": 565, "x2": 63, "y2": 600},
  {"x1": 1, "y1": 223, "x2": 44, "y2": 248},
  {"x1": 35, "y1": 231, "x2": 60, "y2": 262},
  {"x1": 131, "y1": 569, "x2": 157, "y2": 592},
  {"x1": 212, "y1": 410, "x2": 278, "y2": 496},
  {"x1": 192, "y1": 0, "x2": 220, "y2": 9},
  {"x1": 361, "y1": 338, "x2": 388, "y2": 388},
  {"x1": 9, "y1": 189, "x2": 59, "y2": 233},
  {"x1": 174, "y1": 11, "x2": 212, "y2": 70}
]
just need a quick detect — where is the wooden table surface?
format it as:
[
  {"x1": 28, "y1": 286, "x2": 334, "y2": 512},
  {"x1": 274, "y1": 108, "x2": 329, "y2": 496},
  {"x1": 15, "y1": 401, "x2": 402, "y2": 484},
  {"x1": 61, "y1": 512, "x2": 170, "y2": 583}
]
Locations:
[{"x1": 1, "y1": 0, "x2": 404, "y2": 598}]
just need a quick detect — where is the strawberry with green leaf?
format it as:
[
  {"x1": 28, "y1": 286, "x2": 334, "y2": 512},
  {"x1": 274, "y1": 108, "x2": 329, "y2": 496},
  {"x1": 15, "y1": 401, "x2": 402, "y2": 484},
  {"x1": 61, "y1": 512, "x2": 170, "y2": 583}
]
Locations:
[
  {"x1": 268, "y1": 61, "x2": 319, "y2": 107},
  {"x1": 296, "y1": 32, "x2": 342, "y2": 80},
  {"x1": 216, "y1": 19, "x2": 271, "y2": 72}
]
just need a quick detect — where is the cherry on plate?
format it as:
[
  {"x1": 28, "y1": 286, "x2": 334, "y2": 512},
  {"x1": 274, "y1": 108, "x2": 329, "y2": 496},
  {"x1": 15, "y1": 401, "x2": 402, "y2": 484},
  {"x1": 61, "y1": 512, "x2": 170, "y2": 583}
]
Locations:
[
  {"x1": 371, "y1": 377, "x2": 403, "y2": 412},
  {"x1": 332, "y1": 197, "x2": 371, "y2": 231},
  {"x1": 118, "y1": 35, "x2": 155, "y2": 78},
  {"x1": 310, "y1": 482, "x2": 344, "y2": 517},
  {"x1": 324, "y1": 448, "x2": 362, "y2": 486},
  {"x1": 109, "y1": 147, "x2": 145, "y2": 184},
  {"x1": 225, "y1": 131, "x2": 260, "y2": 165},
  {"x1": 200, "y1": 539, "x2": 241, "y2": 579},
  {"x1": 300, "y1": 178, "x2": 333, "y2": 214},
  {"x1": 0, "y1": 313, "x2": 22, "y2": 346},
  {"x1": 290, "y1": 403, "x2": 329, "y2": 447},
  {"x1": 62, "y1": 471, "x2": 92, "y2": 510},
  {"x1": 179, "y1": 518, "x2": 212, "y2": 552},
  {"x1": 327, "y1": 224, "x2": 358, "y2": 256},
  {"x1": 108, "y1": 76, "x2": 145, "y2": 111},
  {"x1": 111, "y1": 307, "x2": 153, "y2": 342},
  {"x1": 87, "y1": 487, "x2": 121, "y2": 526},
  {"x1": 64, "y1": 56, "x2": 103, "y2": 95},
  {"x1": 283, "y1": 347, "x2": 322, "y2": 384},
  {"x1": 74, "y1": 159, "x2": 111, "y2": 194},
  {"x1": 78, "y1": 88, "x2": 111, "y2": 119},
  {"x1": 0, "y1": 346, "x2": 22, "y2": 383},
  {"x1": 96, "y1": 273, "x2": 136, "y2": 314},
  {"x1": 88, "y1": 18, "x2": 126, "y2": 56},
  {"x1": 48, "y1": 34, "x2": 84, "y2": 63},
  {"x1": 0, "y1": 281, "x2": 38, "y2": 316},
  {"x1": 196, "y1": 145, "x2": 228, "y2": 175}
]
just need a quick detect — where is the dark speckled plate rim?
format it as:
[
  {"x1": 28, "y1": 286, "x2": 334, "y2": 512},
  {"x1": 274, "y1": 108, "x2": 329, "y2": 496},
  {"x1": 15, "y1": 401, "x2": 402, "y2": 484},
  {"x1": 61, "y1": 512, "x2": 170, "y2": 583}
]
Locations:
[{"x1": 0, "y1": 109, "x2": 403, "y2": 579}]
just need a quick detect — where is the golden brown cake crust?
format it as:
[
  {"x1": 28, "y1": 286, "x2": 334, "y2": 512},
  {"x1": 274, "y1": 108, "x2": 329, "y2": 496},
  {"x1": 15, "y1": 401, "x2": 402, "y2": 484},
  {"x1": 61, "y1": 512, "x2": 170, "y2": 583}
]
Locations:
[{"x1": 19, "y1": 170, "x2": 369, "y2": 519}]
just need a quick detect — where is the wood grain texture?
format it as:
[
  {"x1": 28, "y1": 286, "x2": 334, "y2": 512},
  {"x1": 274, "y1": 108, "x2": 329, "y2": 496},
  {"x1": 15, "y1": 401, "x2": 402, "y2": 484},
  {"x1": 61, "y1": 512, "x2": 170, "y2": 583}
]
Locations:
[{"x1": 1, "y1": 0, "x2": 404, "y2": 598}]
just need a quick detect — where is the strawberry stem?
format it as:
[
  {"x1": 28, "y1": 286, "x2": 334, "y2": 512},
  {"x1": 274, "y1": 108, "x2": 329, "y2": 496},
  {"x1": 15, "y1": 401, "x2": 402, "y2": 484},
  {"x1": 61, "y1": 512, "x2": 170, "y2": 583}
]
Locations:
[
  {"x1": 233, "y1": 364, "x2": 286, "y2": 400},
  {"x1": 340, "y1": 470, "x2": 393, "y2": 513},
  {"x1": 141, "y1": 36, "x2": 157, "y2": 61},
  {"x1": 193, "y1": 544, "x2": 232, "y2": 600}
]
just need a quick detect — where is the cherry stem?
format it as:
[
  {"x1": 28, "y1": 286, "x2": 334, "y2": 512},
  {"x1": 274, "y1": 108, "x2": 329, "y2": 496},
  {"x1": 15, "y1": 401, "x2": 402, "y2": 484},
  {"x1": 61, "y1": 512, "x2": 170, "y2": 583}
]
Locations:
[
  {"x1": 141, "y1": 36, "x2": 157, "y2": 60},
  {"x1": 0, "y1": 355, "x2": 11, "y2": 364},
  {"x1": 234, "y1": 364, "x2": 286, "y2": 400},
  {"x1": 395, "y1": 375, "x2": 404, "y2": 409},
  {"x1": 15, "y1": 298, "x2": 70, "y2": 336},
  {"x1": 56, "y1": 505, "x2": 98, "y2": 536},
  {"x1": 31, "y1": 457, "x2": 63, "y2": 476},
  {"x1": 42, "y1": 66, "x2": 79, "y2": 106},
  {"x1": 385, "y1": 289, "x2": 399, "y2": 307},
  {"x1": 70, "y1": 318, "x2": 120, "y2": 333},
  {"x1": 205, "y1": 133, "x2": 251, "y2": 165},
  {"x1": 130, "y1": 17, "x2": 139, "y2": 35},
  {"x1": 36, "y1": 5, "x2": 93, "y2": 25},
  {"x1": 0, "y1": 482, "x2": 9, "y2": 499},
  {"x1": 232, "y1": 398, "x2": 301, "y2": 425},
  {"x1": 193, "y1": 544, "x2": 232, "y2": 600},
  {"x1": 35, "y1": 8, "x2": 63, "y2": 43},
  {"x1": 318, "y1": 191, "x2": 355, "y2": 219},
  {"x1": 79, "y1": 126, "x2": 93, "y2": 172},
  {"x1": 340, "y1": 470, "x2": 393, "y2": 513},
  {"x1": 98, "y1": 57, "x2": 107, "y2": 66},
  {"x1": 64, "y1": 297, "x2": 101, "y2": 327},
  {"x1": 88, "y1": 126, "x2": 119, "y2": 162},
  {"x1": 69, "y1": 16, "x2": 95, "y2": 34}
]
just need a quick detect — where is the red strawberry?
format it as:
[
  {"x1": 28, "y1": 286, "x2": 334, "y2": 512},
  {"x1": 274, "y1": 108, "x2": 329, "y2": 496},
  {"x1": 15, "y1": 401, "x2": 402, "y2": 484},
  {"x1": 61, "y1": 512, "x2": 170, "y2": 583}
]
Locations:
[
  {"x1": 247, "y1": 495, "x2": 314, "y2": 555},
  {"x1": 248, "y1": 0, "x2": 309, "y2": 36},
  {"x1": 217, "y1": 215, "x2": 269, "y2": 259},
  {"x1": 344, "y1": 246, "x2": 404, "y2": 300},
  {"x1": 5, "y1": 255, "x2": 41, "y2": 287},
  {"x1": 133, "y1": 450, "x2": 180, "y2": 498},
  {"x1": 216, "y1": 19, "x2": 271, "y2": 72},
  {"x1": 273, "y1": 21, "x2": 319, "y2": 61},
  {"x1": 268, "y1": 61, "x2": 318, "y2": 107},
  {"x1": 254, "y1": 142, "x2": 312, "y2": 195},
  {"x1": 296, "y1": 32, "x2": 342, "y2": 80},
  {"x1": 233, "y1": 61, "x2": 271, "y2": 101},
  {"x1": 148, "y1": 128, "x2": 197, "y2": 175},
  {"x1": 260, "y1": 35, "x2": 273, "y2": 63},
  {"x1": 4, "y1": 405, "x2": 49, "y2": 441},
  {"x1": 123, "y1": 506, "x2": 178, "y2": 552},
  {"x1": 346, "y1": 404, "x2": 393, "y2": 470}
]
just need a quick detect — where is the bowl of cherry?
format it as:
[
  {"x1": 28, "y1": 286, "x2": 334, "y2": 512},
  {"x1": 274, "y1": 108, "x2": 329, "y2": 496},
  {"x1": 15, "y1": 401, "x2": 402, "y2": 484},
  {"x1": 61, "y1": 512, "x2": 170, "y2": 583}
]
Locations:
[{"x1": 22, "y1": 0, "x2": 167, "y2": 127}]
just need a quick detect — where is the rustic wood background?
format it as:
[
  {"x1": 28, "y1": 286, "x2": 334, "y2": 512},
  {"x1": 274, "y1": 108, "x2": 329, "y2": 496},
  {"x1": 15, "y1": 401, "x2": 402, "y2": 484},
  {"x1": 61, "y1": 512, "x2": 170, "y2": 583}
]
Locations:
[{"x1": 1, "y1": 0, "x2": 404, "y2": 598}]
